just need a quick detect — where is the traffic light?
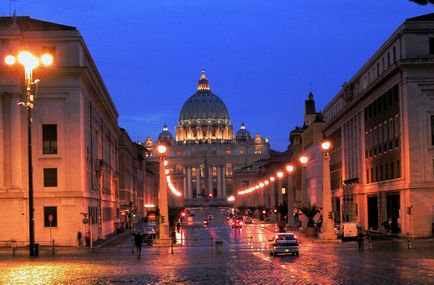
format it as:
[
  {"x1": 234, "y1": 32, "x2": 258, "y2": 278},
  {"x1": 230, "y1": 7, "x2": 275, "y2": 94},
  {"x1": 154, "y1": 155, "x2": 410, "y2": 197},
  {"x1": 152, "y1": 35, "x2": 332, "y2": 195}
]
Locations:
[
  {"x1": 406, "y1": 207, "x2": 412, "y2": 215},
  {"x1": 328, "y1": 211, "x2": 333, "y2": 220},
  {"x1": 160, "y1": 215, "x2": 166, "y2": 224}
]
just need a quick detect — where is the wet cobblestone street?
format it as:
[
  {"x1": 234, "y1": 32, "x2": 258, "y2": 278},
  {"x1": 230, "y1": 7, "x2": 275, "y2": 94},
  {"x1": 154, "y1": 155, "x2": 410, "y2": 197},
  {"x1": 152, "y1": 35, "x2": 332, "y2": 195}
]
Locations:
[{"x1": 1, "y1": 236, "x2": 433, "y2": 284}]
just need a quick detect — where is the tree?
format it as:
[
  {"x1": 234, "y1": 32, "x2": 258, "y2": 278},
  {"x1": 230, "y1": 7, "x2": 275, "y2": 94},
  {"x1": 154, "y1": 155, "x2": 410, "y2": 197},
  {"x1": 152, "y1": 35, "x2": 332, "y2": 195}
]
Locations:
[
  {"x1": 299, "y1": 203, "x2": 320, "y2": 227},
  {"x1": 409, "y1": 0, "x2": 434, "y2": 5}
]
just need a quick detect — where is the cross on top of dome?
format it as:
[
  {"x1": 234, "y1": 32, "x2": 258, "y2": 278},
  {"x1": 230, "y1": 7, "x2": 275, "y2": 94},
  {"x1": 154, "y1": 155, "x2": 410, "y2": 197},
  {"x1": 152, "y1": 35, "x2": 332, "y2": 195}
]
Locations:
[{"x1": 197, "y1": 69, "x2": 210, "y2": 91}]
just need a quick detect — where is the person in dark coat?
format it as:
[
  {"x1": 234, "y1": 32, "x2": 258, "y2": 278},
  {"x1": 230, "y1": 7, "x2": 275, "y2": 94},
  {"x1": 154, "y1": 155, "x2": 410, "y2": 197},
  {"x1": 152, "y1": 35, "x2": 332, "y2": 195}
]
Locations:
[
  {"x1": 134, "y1": 230, "x2": 144, "y2": 259},
  {"x1": 357, "y1": 230, "x2": 364, "y2": 252},
  {"x1": 77, "y1": 231, "x2": 83, "y2": 247}
]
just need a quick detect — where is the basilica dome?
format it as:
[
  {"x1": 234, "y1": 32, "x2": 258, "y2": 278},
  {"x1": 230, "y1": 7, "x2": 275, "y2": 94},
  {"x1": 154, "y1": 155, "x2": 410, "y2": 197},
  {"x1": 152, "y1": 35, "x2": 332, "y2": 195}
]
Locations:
[{"x1": 179, "y1": 70, "x2": 230, "y2": 125}]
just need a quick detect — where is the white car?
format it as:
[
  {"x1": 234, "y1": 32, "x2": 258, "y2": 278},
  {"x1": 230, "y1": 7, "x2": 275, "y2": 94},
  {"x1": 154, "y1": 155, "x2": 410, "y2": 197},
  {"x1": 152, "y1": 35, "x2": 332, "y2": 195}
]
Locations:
[
  {"x1": 336, "y1": 222, "x2": 358, "y2": 240},
  {"x1": 269, "y1": 233, "x2": 299, "y2": 256}
]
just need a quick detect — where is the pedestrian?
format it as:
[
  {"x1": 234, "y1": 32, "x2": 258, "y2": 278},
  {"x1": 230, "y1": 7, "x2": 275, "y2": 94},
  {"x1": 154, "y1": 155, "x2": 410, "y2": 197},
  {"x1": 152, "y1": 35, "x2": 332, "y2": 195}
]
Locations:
[
  {"x1": 357, "y1": 230, "x2": 364, "y2": 252},
  {"x1": 134, "y1": 230, "x2": 144, "y2": 259},
  {"x1": 77, "y1": 231, "x2": 83, "y2": 247},
  {"x1": 84, "y1": 231, "x2": 90, "y2": 247}
]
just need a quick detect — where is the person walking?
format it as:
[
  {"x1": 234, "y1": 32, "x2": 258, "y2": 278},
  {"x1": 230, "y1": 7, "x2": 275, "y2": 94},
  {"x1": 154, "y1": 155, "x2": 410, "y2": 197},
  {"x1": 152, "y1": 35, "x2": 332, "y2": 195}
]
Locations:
[
  {"x1": 84, "y1": 231, "x2": 90, "y2": 247},
  {"x1": 77, "y1": 231, "x2": 83, "y2": 247},
  {"x1": 134, "y1": 230, "x2": 144, "y2": 259},
  {"x1": 357, "y1": 229, "x2": 364, "y2": 252}
]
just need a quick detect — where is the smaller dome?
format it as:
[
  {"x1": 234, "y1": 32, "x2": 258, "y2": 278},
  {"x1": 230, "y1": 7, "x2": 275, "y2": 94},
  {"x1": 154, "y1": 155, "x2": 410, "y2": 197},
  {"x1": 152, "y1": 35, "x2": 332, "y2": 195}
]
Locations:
[
  {"x1": 236, "y1": 122, "x2": 251, "y2": 142},
  {"x1": 158, "y1": 124, "x2": 174, "y2": 143}
]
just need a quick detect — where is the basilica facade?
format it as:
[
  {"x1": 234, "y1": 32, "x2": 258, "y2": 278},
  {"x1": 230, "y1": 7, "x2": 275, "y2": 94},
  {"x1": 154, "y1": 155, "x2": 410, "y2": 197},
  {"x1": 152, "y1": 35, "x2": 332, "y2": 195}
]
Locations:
[{"x1": 144, "y1": 70, "x2": 270, "y2": 207}]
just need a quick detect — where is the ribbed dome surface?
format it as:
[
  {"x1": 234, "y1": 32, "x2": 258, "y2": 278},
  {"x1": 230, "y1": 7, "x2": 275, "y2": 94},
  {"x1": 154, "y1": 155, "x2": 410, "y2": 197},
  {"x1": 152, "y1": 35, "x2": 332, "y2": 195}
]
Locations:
[
  {"x1": 158, "y1": 124, "x2": 174, "y2": 142},
  {"x1": 236, "y1": 123, "x2": 251, "y2": 141},
  {"x1": 179, "y1": 90, "x2": 230, "y2": 123}
]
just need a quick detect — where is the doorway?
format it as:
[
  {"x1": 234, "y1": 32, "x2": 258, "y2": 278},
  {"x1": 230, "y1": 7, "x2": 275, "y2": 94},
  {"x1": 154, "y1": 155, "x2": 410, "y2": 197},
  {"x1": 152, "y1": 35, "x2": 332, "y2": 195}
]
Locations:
[{"x1": 368, "y1": 195, "x2": 378, "y2": 230}]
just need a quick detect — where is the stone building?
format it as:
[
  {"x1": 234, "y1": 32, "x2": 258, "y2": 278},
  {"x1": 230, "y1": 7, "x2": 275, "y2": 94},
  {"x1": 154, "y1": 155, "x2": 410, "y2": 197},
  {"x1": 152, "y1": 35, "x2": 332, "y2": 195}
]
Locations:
[
  {"x1": 0, "y1": 17, "x2": 121, "y2": 245},
  {"x1": 323, "y1": 13, "x2": 434, "y2": 237},
  {"x1": 145, "y1": 70, "x2": 270, "y2": 207}
]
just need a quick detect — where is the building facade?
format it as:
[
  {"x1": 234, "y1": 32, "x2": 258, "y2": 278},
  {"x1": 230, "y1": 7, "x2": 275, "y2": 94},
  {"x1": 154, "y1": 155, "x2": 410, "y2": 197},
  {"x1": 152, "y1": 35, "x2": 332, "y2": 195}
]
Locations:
[
  {"x1": 0, "y1": 17, "x2": 121, "y2": 246},
  {"x1": 145, "y1": 70, "x2": 270, "y2": 207},
  {"x1": 323, "y1": 13, "x2": 434, "y2": 237}
]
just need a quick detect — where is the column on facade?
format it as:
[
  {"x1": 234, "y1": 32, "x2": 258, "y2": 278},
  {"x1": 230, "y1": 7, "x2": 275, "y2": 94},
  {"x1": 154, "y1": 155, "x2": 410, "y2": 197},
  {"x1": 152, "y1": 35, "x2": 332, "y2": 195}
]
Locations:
[
  {"x1": 10, "y1": 94, "x2": 22, "y2": 189},
  {"x1": 208, "y1": 167, "x2": 213, "y2": 197},
  {"x1": 183, "y1": 167, "x2": 188, "y2": 198},
  {"x1": 0, "y1": 95, "x2": 4, "y2": 188},
  {"x1": 217, "y1": 166, "x2": 222, "y2": 197},
  {"x1": 221, "y1": 166, "x2": 226, "y2": 197},
  {"x1": 270, "y1": 183, "x2": 276, "y2": 207},
  {"x1": 196, "y1": 166, "x2": 200, "y2": 197},
  {"x1": 277, "y1": 180, "x2": 283, "y2": 206},
  {"x1": 187, "y1": 167, "x2": 192, "y2": 198}
]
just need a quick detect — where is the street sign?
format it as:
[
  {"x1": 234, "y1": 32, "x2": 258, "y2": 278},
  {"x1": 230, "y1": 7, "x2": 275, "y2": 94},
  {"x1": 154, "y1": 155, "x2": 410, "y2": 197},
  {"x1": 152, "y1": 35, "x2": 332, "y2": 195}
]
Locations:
[
  {"x1": 82, "y1": 218, "x2": 89, "y2": 224},
  {"x1": 149, "y1": 213, "x2": 156, "y2": 220},
  {"x1": 48, "y1": 214, "x2": 53, "y2": 222}
]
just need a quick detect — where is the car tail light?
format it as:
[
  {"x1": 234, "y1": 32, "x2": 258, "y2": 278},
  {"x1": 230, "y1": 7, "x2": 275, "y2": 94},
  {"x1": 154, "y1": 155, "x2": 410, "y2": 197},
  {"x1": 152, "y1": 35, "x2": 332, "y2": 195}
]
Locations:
[{"x1": 240, "y1": 222, "x2": 243, "y2": 225}]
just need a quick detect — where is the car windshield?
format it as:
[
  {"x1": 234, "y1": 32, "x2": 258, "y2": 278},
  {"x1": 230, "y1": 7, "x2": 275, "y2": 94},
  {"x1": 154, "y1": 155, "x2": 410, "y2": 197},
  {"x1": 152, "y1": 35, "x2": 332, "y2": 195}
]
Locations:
[{"x1": 277, "y1": 234, "x2": 295, "y2": 240}]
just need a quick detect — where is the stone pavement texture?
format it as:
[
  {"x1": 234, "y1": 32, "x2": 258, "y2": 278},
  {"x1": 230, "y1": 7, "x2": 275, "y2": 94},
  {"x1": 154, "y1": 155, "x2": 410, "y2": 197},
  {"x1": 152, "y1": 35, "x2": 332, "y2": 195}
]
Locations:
[{"x1": 0, "y1": 240, "x2": 433, "y2": 285}]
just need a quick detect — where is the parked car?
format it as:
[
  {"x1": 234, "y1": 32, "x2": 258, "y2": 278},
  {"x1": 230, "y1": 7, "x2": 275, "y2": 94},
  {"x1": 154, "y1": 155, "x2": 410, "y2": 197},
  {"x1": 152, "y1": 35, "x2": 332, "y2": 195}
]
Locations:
[
  {"x1": 144, "y1": 226, "x2": 157, "y2": 239},
  {"x1": 207, "y1": 215, "x2": 214, "y2": 221},
  {"x1": 232, "y1": 218, "x2": 243, "y2": 229},
  {"x1": 335, "y1": 222, "x2": 358, "y2": 240},
  {"x1": 203, "y1": 219, "x2": 209, "y2": 226},
  {"x1": 244, "y1": 217, "x2": 253, "y2": 224},
  {"x1": 269, "y1": 233, "x2": 299, "y2": 256}
]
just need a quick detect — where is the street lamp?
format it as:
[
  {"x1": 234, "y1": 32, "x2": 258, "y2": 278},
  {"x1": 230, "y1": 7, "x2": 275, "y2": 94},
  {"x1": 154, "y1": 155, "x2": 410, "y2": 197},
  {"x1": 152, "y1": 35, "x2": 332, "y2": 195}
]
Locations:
[
  {"x1": 285, "y1": 164, "x2": 296, "y2": 228},
  {"x1": 157, "y1": 144, "x2": 170, "y2": 239},
  {"x1": 299, "y1": 155, "x2": 309, "y2": 207},
  {"x1": 5, "y1": 51, "x2": 53, "y2": 256},
  {"x1": 319, "y1": 140, "x2": 337, "y2": 240}
]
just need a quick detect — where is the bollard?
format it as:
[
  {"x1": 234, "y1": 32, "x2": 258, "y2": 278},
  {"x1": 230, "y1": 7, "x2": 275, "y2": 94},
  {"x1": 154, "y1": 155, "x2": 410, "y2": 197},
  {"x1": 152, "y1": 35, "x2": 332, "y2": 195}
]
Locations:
[
  {"x1": 250, "y1": 236, "x2": 253, "y2": 243},
  {"x1": 171, "y1": 239, "x2": 174, "y2": 254},
  {"x1": 51, "y1": 239, "x2": 55, "y2": 256},
  {"x1": 407, "y1": 232, "x2": 412, "y2": 249},
  {"x1": 12, "y1": 240, "x2": 16, "y2": 256},
  {"x1": 368, "y1": 234, "x2": 373, "y2": 251}
]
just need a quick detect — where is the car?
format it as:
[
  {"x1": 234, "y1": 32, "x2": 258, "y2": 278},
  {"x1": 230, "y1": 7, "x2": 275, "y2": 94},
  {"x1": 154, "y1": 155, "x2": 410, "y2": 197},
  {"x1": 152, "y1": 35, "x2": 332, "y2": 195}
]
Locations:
[
  {"x1": 144, "y1": 226, "x2": 157, "y2": 239},
  {"x1": 207, "y1": 215, "x2": 214, "y2": 221},
  {"x1": 232, "y1": 219, "x2": 243, "y2": 229},
  {"x1": 269, "y1": 233, "x2": 299, "y2": 256},
  {"x1": 336, "y1": 222, "x2": 358, "y2": 240},
  {"x1": 203, "y1": 219, "x2": 209, "y2": 226},
  {"x1": 244, "y1": 217, "x2": 253, "y2": 224}
]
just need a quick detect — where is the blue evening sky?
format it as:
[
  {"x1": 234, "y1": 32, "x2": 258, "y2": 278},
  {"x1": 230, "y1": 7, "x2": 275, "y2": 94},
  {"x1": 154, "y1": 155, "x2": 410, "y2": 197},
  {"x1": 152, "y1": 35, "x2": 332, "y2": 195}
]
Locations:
[{"x1": 2, "y1": 1, "x2": 433, "y2": 151}]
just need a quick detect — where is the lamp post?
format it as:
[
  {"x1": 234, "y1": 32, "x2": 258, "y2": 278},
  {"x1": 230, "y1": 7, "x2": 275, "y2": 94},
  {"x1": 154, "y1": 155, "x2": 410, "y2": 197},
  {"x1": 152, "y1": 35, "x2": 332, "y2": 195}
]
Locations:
[
  {"x1": 285, "y1": 164, "x2": 296, "y2": 228},
  {"x1": 5, "y1": 51, "x2": 53, "y2": 256},
  {"x1": 299, "y1": 155, "x2": 309, "y2": 207},
  {"x1": 319, "y1": 140, "x2": 337, "y2": 240},
  {"x1": 157, "y1": 144, "x2": 170, "y2": 240}
]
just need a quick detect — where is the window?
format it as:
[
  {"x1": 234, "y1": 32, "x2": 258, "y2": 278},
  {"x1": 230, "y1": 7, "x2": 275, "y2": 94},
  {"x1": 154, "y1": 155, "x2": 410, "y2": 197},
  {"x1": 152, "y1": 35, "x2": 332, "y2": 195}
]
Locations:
[
  {"x1": 281, "y1": 187, "x2": 286, "y2": 195},
  {"x1": 44, "y1": 168, "x2": 58, "y2": 187},
  {"x1": 429, "y1": 38, "x2": 434, "y2": 55},
  {"x1": 212, "y1": 166, "x2": 217, "y2": 177},
  {"x1": 176, "y1": 165, "x2": 183, "y2": 173},
  {"x1": 225, "y1": 149, "x2": 232, "y2": 155},
  {"x1": 42, "y1": 124, "x2": 57, "y2": 154},
  {"x1": 44, "y1": 206, "x2": 57, "y2": 227},
  {"x1": 225, "y1": 163, "x2": 233, "y2": 177}
]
